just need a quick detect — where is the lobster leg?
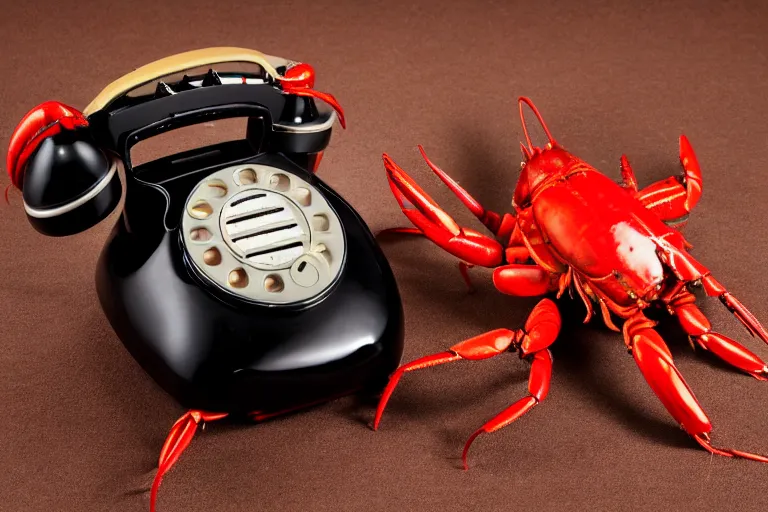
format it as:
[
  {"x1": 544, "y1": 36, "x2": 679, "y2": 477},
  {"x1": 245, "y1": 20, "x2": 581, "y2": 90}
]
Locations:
[
  {"x1": 700, "y1": 275, "x2": 768, "y2": 347},
  {"x1": 376, "y1": 227, "x2": 423, "y2": 237},
  {"x1": 383, "y1": 152, "x2": 504, "y2": 267},
  {"x1": 462, "y1": 348, "x2": 552, "y2": 470},
  {"x1": 459, "y1": 262, "x2": 476, "y2": 293},
  {"x1": 373, "y1": 329, "x2": 518, "y2": 431},
  {"x1": 150, "y1": 410, "x2": 228, "y2": 512},
  {"x1": 671, "y1": 292, "x2": 768, "y2": 380},
  {"x1": 374, "y1": 299, "x2": 561, "y2": 467},
  {"x1": 652, "y1": 238, "x2": 768, "y2": 348},
  {"x1": 636, "y1": 135, "x2": 702, "y2": 225},
  {"x1": 504, "y1": 225, "x2": 535, "y2": 264},
  {"x1": 492, "y1": 263, "x2": 560, "y2": 297},
  {"x1": 627, "y1": 315, "x2": 768, "y2": 462},
  {"x1": 453, "y1": 234, "x2": 538, "y2": 293}
]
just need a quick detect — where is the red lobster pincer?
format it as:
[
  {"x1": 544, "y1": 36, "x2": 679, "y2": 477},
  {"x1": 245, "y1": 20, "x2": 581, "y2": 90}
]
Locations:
[{"x1": 374, "y1": 97, "x2": 768, "y2": 469}]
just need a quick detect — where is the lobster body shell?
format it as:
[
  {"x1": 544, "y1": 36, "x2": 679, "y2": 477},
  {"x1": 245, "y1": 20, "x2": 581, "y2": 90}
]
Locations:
[
  {"x1": 522, "y1": 158, "x2": 683, "y2": 309},
  {"x1": 376, "y1": 96, "x2": 768, "y2": 468}
]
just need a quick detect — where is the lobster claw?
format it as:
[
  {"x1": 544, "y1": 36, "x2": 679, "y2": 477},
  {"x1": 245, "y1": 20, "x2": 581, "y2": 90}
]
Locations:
[
  {"x1": 6, "y1": 101, "x2": 89, "y2": 190},
  {"x1": 6, "y1": 100, "x2": 121, "y2": 237},
  {"x1": 679, "y1": 135, "x2": 702, "y2": 213},
  {"x1": 278, "y1": 63, "x2": 346, "y2": 129},
  {"x1": 382, "y1": 152, "x2": 504, "y2": 268}
]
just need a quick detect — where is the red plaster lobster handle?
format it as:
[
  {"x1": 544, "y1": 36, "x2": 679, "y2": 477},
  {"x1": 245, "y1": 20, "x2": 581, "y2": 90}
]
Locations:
[
  {"x1": 278, "y1": 63, "x2": 346, "y2": 129},
  {"x1": 6, "y1": 101, "x2": 88, "y2": 191}
]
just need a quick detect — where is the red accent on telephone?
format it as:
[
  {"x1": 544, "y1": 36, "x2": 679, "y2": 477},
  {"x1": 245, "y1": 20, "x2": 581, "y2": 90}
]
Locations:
[
  {"x1": 6, "y1": 101, "x2": 88, "y2": 189},
  {"x1": 279, "y1": 63, "x2": 346, "y2": 129}
]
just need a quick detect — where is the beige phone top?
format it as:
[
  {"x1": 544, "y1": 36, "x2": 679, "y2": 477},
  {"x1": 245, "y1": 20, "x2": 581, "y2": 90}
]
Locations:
[{"x1": 83, "y1": 47, "x2": 292, "y2": 116}]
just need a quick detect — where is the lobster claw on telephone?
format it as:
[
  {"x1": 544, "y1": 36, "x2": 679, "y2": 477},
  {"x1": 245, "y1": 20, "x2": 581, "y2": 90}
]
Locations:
[
  {"x1": 278, "y1": 63, "x2": 346, "y2": 129},
  {"x1": 6, "y1": 101, "x2": 122, "y2": 236},
  {"x1": 7, "y1": 101, "x2": 89, "y2": 189}
]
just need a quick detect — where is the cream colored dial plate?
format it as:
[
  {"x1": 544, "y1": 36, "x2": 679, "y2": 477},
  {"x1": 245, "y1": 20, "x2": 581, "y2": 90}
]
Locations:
[{"x1": 181, "y1": 164, "x2": 345, "y2": 304}]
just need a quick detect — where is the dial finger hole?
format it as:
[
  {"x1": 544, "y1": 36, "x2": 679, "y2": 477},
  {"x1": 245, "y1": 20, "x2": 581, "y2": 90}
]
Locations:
[
  {"x1": 189, "y1": 201, "x2": 213, "y2": 219},
  {"x1": 203, "y1": 247, "x2": 222, "y2": 266},
  {"x1": 190, "y1": 227, "x2": 213, "y2": 242},
  {"x1": 269, "y1": 173, "x2": 290, "y2": 192},
  {"x1": 264, "y1": 274, "x2": 284, "y2": 293},
  {"x1": 206, "y1": 179, "x2": 228, "y2": 198},
  {"x1": 290, "y1": 187, "x2": 311, "y2": 206},
  {"x1": 237, "y1": 168, "x2": 258, "y2": 186},
  {"x1": 228, "y1": 268, "x2": 249, "y2": 288},
  {"x1": 312, "y1": 214, "x2": 329, "y2": 231}
]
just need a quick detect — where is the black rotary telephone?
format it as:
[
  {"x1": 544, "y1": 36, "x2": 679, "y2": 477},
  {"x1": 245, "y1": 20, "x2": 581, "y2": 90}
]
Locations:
[{"x1": 7, "y1": 47, "x2": 403, "y2": 422}]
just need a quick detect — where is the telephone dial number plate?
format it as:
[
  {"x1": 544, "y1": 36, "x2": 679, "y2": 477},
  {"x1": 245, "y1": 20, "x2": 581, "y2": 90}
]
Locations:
[{"x1": 181, "y1": 164, "x2": 346, "y2": 305}]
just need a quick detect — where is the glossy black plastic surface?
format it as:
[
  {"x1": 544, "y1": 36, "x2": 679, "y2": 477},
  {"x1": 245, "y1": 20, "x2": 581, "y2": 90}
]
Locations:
[
  {"x1": 87, "y1": 82, "x2": 333, "y2": 165},
  {"x1": 27, "y1": 173, "x2": 122, "y2": 237},
  {"x1": 22, "y1": 129, "x2": 111, "y2": 209},
  {"x1": 95, "y1": 149, "x2": 404, "y2": 414},
  {"x1": 19, "y1": 70, "x2": 402, "y2": 414},
  {"x1": 22, "y1": 128, "x2": 123, "y2": 237}
]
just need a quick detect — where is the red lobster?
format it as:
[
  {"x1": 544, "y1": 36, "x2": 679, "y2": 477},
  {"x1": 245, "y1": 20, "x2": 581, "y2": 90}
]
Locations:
[{"x1": 374, "y1": 97, "x2": 768, "y2": 469}]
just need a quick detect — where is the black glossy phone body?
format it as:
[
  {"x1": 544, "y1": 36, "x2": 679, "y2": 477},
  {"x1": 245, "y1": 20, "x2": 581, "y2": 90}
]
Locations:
[
  {"x1": 96, "y1": 149, "x2": 403, "y2": 414},
  {"x1": 13, "y1": 52, "x2": 404, "y2": 415}
]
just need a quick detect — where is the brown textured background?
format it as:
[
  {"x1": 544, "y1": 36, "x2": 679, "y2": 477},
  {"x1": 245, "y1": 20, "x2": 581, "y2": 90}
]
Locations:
[{"x1": 2, "y1": 1, "x2": 768, "y2": 511}]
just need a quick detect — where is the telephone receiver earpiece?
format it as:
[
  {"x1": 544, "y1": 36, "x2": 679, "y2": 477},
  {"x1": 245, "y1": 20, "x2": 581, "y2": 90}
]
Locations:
[{"x1": 6, "y1": 101, "x2": 122, "y2": 236}]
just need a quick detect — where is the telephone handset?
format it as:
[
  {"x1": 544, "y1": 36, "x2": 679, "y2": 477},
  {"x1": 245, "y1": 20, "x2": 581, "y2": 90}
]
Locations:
[
  {"x1": 8, "y1": 47, "x2": 345, "y2": 234},
  {"x1": 6, "y1": 47, "x2": 403, "y2": 417}
]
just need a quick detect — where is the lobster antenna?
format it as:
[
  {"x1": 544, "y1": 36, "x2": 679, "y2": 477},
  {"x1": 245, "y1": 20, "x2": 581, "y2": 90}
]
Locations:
[
  {"x1": 519, "y1": 142, "x2": 532, "y2": 160},
  {"x1": 518, "y1": 97, "x2": 557, "y2": 150}
]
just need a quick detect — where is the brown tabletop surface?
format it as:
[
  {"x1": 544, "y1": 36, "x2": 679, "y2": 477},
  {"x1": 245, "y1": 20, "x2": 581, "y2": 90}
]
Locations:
[{"x1": 2, "y1": 1, "x2": 768, "y2": 511}]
